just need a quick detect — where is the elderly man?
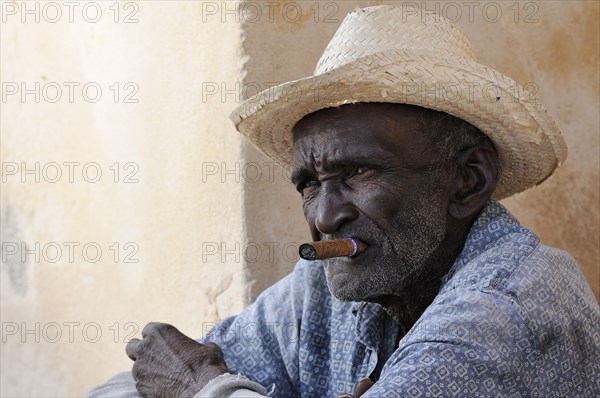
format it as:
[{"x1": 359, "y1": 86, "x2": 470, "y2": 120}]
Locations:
[{"x1": 88, "y1": 5, "x2": 600, "y2": 398}]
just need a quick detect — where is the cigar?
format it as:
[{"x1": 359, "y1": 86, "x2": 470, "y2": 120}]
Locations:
[{"x1": 299, "y1": 238, "x2": 368, "y2": 260}]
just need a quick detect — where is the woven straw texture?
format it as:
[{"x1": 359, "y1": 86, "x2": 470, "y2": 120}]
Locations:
[{"x1": 230, "y1": 6, "x2": 567, "y2": 199}]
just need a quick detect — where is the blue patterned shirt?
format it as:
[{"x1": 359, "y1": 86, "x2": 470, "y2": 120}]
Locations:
[{"x1": 200, "y1": 200, "x2": 600, "y2": 397}]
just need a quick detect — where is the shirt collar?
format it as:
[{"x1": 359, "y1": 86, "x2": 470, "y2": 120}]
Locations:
[
  {"x1": 441, "y1": 199, "x2": 535, "y2": 285},
  {"x1": 352, "y1": 300, "x2": 400, "y2": 358}
]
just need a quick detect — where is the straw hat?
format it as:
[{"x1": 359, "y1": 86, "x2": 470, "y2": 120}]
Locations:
[{"x1": 229, "y1": 5, "x2": 567, "y2": 199}]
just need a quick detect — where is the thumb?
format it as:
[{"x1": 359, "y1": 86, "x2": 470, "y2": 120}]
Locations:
[{"x1": 354, "y1": 377, "x2": 374, "y2": 397}]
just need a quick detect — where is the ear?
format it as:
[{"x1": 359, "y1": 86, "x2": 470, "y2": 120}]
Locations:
[{"x1": 448, "y1": 145, "x2": 499, "y2": 220}]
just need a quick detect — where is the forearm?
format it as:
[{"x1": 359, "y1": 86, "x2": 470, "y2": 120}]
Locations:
[
  {"x1": 193, "y1": 373, "x2": 268, "y2": 398},
  {"x1": 85, "y1": 371, "x2": 141, "y2": 398},
  {"x1": 87, "y1": 371, "x2": 268, "y2": 398}
]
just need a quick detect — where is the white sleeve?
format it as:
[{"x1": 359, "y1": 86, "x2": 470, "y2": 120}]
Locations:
[
  {"x1": 193, "y1": 373, "x2": 269, "y2": 398},
  {"x1": 86, "y1": 371, "x2": 268, "y2": 398},
  {"x1": 85, "y1": 371, "x2": 141, "y2": 398}
]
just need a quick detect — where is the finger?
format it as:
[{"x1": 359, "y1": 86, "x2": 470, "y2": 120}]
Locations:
[
  {"x1": 354, "y1": 377, "x2": 374, "y2": 397},
  {"x1": 134, "y1": 377, "x2": 152, "y2": 397},
  {"x1": 201, "y1": 342, "x2": 229, "y2": 372},
  {"x1": 141, "y1": 322, "x2": 162, "y2": 338},
  {"x1": 131, "y1": 361, "x2": 140, "y2": 381},
  {"x1": 142, "y1": 322, "x2": 179, "y2": 339},
  {"x1": 202, "y1": 342, "x2": 224, "y2": 354},
  {"x1": 126, "y1": 338, "x2": 142, "y2": 361}
]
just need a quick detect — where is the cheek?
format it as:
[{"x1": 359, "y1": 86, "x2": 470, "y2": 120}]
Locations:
[
  {"x1": 302, "y1": 196, "x2": 315, "y2": 217},
  {"x1": 302, "y1": 197, "x2": 318, "y2": 225},
  {"x1": 354, "y1": 185, "x2": 411, "y2": 226},
  {"x1": 302, "y1": 199, "x2": 321, "y2": 240}
]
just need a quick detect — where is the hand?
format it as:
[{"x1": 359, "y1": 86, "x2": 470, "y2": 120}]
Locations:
[
  {"x1": 126, "y1": 322, "x2": 228, "y2": 398},
  {"x1": 337, "y1": 377, "x2": 374, "y2": 398}
]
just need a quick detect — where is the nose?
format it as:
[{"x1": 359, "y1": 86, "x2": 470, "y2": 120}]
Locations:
[{"x1": 314, "y1": 188, "x2": 359, "y2": 235}]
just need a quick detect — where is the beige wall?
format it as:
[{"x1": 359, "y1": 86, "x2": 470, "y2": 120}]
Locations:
[
  {"x1": 1, "y1": 2, "x2": 249, "y2": 395},
  {"x1": 1, "y1": 1, "x2": 598, "y2": 396}
]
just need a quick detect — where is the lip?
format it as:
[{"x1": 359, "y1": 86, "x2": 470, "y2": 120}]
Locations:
[
  {"x1": 351, "y1": 239, "x2": 369, "y2": 257},
  {"x1": 341, "y1": 237, "x2": 371, "y2": 261}
]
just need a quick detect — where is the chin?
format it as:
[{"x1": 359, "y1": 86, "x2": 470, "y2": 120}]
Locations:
[
  {"x1": 324, "y1": 262, "x2": 357, "y2": 301},
  {"x1": 323, "y1": 253, "x2": 417, "y2": 303},
  {"x1": 324, "y1": 261, "x2": 386, "y2": 302}
]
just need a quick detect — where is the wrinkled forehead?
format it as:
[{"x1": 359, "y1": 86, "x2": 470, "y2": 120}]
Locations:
[
  {"x1": 292, "y1": 103, "x2": 420, "y2": 138},
  {"x1": 291, "y1": 103, "x2": 441, "y2": 165}
]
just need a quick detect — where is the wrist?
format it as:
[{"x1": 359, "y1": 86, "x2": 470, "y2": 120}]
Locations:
[
  {"x1": 177, "y1": 367, "x2": 228, "y2": 397},
  {"x1": 194, "y1": 373, "x2": 269, "y2": 398}
]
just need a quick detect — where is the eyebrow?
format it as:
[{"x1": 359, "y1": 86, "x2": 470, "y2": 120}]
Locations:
[
  {"x1": 290, "y1": 168, "x2": 308, "y2": 185},
  {"x1": 290, "y1": 152, "x2": 397, "y2": 184}
]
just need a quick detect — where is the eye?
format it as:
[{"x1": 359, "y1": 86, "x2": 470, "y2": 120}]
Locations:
[
  {"x1": 356, "y1": 166, "x2": 370, "y2": 175},
  {"x1": 296, "y1": 178, "x2": 319, "y2": 196},
  {"x1": 348, "y1": 166, "x2": 371, "y2": 179}
]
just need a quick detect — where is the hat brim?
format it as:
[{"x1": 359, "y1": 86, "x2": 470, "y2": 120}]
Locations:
[{"x1": 230, "y1": 49, "x2": 567, "y2": 199}]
